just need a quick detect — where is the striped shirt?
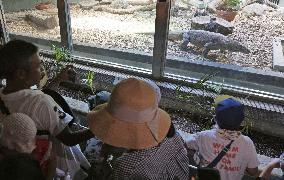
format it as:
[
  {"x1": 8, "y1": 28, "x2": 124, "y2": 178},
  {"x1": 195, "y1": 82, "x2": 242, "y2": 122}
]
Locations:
[{"x1": 112, "y1": 133, "x2": 195, "y2": 180}]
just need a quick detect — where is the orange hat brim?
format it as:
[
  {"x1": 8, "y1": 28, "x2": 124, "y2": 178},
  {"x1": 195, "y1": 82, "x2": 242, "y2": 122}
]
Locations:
[{"x1": 87, "y1": 103, "x2": 171, "y2": 150}]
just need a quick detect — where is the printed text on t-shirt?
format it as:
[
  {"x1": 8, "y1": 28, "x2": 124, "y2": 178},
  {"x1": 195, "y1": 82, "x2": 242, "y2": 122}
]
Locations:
[{"x1": 212, "y1": 142, "x2": 241, "y2": 172}]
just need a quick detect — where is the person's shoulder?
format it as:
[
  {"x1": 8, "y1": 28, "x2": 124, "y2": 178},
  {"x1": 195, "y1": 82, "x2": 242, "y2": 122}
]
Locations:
[
  {"x1": 239, "y1": 134, "x2": 255, "y2": 146},
  {"x1": 29, "y1": 91, "x2": 58, "y2": 111},
  {"x1": 197, "y1": 129, "x2": 216, "y2": 137},
  {"x1": 187, "y1": 129, "x2": 217, "y2": 143},
  {"x1": 21, "y1": 89, "x2": 46, "y2": 100},
  {"x1": 34, "y1": 91, "x2": 56, "y2": 104}
]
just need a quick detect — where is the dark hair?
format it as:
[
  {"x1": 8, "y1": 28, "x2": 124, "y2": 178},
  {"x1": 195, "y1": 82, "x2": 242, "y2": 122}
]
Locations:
[
  {"x1": 0, "y1": 153, "x2": 45, "y2": 180},
  {"x1": 166, "y1": 122, "x2": 176, "y2": 138},
  {"x1": 0, "y1": 40, "x2": 38, "y2": 79}
]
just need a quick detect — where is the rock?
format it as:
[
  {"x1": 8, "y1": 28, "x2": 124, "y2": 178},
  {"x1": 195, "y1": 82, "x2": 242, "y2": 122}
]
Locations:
[
  {"x1": 111, "y1": 0, "x2": 129, "y2": 9},
  {"x1": 79, "y1": 0, "x2": 100, "y2": 10},
  {"x1": 25, "y1": 12, "x2": 58, "y2": 29},
  {"x1": 207, "y1": 0, "x2": 222, "y2": 13},
  {"x1": 191, "y1": 16, "x2": 234, "y2": 35},
  {"x1": 188, "y1": 0, "x2": 207, "y2": 8},
  {"x1": 126, "y1": 0, "x2": 153, "y2": 5},
  {"x1": 241, "y1": 3, "x2": 272, "y2": 17},
  {"x1": 193, "y1": 8, "x2": 209, "y2": 17},
  {"x1": 274, "y1": 7, "x2": 284, "y2": 18},
  {"x1": 35, "y1": 2, "x2": 54, "y2": 10}
]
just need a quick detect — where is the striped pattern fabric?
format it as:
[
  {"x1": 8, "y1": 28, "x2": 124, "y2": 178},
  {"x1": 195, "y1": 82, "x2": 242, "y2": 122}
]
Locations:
[{"x1": 112, "y1": 134, "x2": 195, "y2": 180}]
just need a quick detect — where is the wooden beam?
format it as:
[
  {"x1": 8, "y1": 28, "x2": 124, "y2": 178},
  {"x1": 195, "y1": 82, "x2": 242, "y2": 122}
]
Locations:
[
  {"x1": 57, "y1": 0, "x2": 73, "y2": 51},
  {"x1": 152, "y1": 0, "x2": 171, "y2": 79}
]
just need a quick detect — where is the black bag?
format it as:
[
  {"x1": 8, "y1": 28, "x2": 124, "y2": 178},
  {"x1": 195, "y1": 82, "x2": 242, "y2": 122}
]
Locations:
[{"x1": 188, "y1": 140, "x2": 234, "y2": 180}]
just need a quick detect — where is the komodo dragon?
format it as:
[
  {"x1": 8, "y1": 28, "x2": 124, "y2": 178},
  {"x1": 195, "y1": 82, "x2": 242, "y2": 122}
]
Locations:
[{"x1": 180, "y1": 30, "x2": 250, "y2": 57}]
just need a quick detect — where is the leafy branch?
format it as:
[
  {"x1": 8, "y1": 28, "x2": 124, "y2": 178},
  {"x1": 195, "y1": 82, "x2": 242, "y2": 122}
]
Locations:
[
  {"x1": 51, "y1": 44, "x2": 72, "y2": 64},
  {"x1": 175, "y1": 72, "x2": 223, "y2": 129},
  {"x1": 86, "y1": 71, "x2": 95, "y2": 93}
]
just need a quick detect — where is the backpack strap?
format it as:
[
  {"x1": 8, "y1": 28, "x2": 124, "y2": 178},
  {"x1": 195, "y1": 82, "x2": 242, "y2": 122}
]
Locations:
[
  {"x1": 0, "y1": 97, "x2": 10, "y2": 115},
  {"x1": 207, "y1": 140, "x2": 234, "y2": 168},
  {"x1": 36, "y1": 130, "x2": 50, "y2": 136}
]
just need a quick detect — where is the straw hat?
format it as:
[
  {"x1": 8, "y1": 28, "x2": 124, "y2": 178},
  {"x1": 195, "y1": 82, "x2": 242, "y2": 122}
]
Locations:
[{"x1": 87, "y1": 78, "x2": 171, "y2": 150}]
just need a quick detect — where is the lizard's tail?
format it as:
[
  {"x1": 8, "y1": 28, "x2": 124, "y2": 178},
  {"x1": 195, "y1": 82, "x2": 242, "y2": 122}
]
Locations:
[{"x1": 231, "y1": 41, "x2": 250, "y2": 54}]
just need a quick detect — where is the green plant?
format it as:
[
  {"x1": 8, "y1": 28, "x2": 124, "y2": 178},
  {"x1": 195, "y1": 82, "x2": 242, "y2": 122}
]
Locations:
[
  {"x1": 51, "y1": 44, "x2": 71, "y2": 64},
  {"x1": 175, "y1": 72, "x2": 223, "y2": 129},
  {"x1": 176, "y1": 72, "x2": 223, "y2": 101},
  {"x1": 218, "y1": 0, "x2": 241, "y2": 10},
  {"x1": 241, "y1": 119, "x2": 253, "y2": 135},
  {"x1": 86, "y1": 71, "x2": 95, "y2": 93}
]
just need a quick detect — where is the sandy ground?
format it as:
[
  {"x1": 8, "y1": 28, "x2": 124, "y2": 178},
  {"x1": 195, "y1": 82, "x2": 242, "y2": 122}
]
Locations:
[{"x1": 4, "y1": 3, "x2": 284, "y2": 70}]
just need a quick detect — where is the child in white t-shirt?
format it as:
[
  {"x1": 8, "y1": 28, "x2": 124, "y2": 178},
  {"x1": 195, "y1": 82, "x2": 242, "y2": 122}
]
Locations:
[{"x1": 186, "y1": 95, "x2": 260, "y2": 180}]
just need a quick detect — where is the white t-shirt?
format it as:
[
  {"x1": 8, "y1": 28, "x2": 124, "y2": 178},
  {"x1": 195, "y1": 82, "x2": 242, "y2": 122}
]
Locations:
[
  {"x1": 0, "y1": 89, "x2": 91, "y2": 179},
  {"x1": 0, "y1": 89, "x2": 72, "y2": 136},
  {"x1": 186, "y1": 129, "x2": 260, "y2": 180}
]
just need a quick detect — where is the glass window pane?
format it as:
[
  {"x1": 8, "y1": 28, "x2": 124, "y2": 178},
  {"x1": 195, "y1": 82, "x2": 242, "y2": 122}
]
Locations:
[
  {"x1": 3, "y1": 0, "x2": 60, "y2": 50},
  {"x1": 69, "y1": 0, "x2": 156, "y2": 70},
  {"x1": 165, "y1": 0, "x2": 284, "y2": 94}
]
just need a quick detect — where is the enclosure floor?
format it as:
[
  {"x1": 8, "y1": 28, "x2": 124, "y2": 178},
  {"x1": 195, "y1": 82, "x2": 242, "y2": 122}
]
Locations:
[{"x1": 5, "y1": 3, "x2": 284, "y2": 70}]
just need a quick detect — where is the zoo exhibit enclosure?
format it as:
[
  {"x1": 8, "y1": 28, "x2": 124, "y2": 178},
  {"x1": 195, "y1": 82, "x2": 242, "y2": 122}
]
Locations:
[{"x1": 1, "y1": 0, "x2": 284, "y2": 155}]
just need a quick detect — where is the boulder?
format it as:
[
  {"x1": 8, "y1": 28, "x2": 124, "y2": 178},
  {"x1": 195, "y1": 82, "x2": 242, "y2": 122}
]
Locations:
[
  {"x1": 26, "y1": 12, "x2": 58, "y2": 29},
  {"x1": 273, "y1": 7, "x2": 284, "y2": 19},
  {"x1": 79, "y1": 0, "x2": 100, "y2": 10},
  {"x1": 126, "y1": 0, "x2": 153, "y2": 5},
  {"x1": 35, "y1": 2, "x2": 55, "y2": 10},
  {"x1": 191, "y1": 16, "x2": 234, "y2": 35},
  {"x1": 207, "y1": 0, "x2": 224, "y2": 13},
  {"x1": 111, "y1": 0, "x2": 129, "y2": 9},
  {"x1": 241, "y1": 3, "x2": 272, "y2": 16}
]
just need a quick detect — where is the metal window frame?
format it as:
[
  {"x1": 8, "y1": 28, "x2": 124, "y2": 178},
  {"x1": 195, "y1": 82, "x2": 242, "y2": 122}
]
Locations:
[
  {"x1": 0, "y1": 0, "x2": 9, "y2": 44},
  {"x1": 57, "y1": 0, "x2": 73, "y2": 51},
  {"x1": 152, "y1": 0, "x2": 171, "y2": 79}
]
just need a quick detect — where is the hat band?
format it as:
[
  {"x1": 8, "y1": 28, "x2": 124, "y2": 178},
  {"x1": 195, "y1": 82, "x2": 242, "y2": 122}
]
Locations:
[{"x1": 109, "y1": 104, "x2": 159, "y2": 123}]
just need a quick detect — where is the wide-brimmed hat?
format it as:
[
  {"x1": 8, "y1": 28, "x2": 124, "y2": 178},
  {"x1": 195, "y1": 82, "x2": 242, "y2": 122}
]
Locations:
[
  {"x1": 214, "y1": 95, "x2": 244, "y2": 130},
  {"x1": 87, "y1": 78, "x2": 171, "y2": 150}
]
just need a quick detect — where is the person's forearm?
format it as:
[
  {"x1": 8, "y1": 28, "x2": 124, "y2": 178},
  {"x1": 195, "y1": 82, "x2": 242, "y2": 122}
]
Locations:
[
  {"x1": 56, "y1": 128, "x2": 94, "y2": 146},
  {"x1": 67, "y1": 129, "x2": 94, "y2": 146},
  {"x1": 259, "y1": 161, "x2": 280, "y2": 180},
  {"x1": 44, "y1": 77, "x2": 61, "y2": 91},
  {"x1": 259, "y1": 166, "x2": 274, "y2": 179}
]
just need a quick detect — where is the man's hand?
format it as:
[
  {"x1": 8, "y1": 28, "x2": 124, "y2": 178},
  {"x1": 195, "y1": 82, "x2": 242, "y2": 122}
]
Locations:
[
  {"x1": 45, "y1": 65, "x2": 76, "y2": 90},
  {"x1": 55, "y1": 65, "x2": 75, "y2": 83}
]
